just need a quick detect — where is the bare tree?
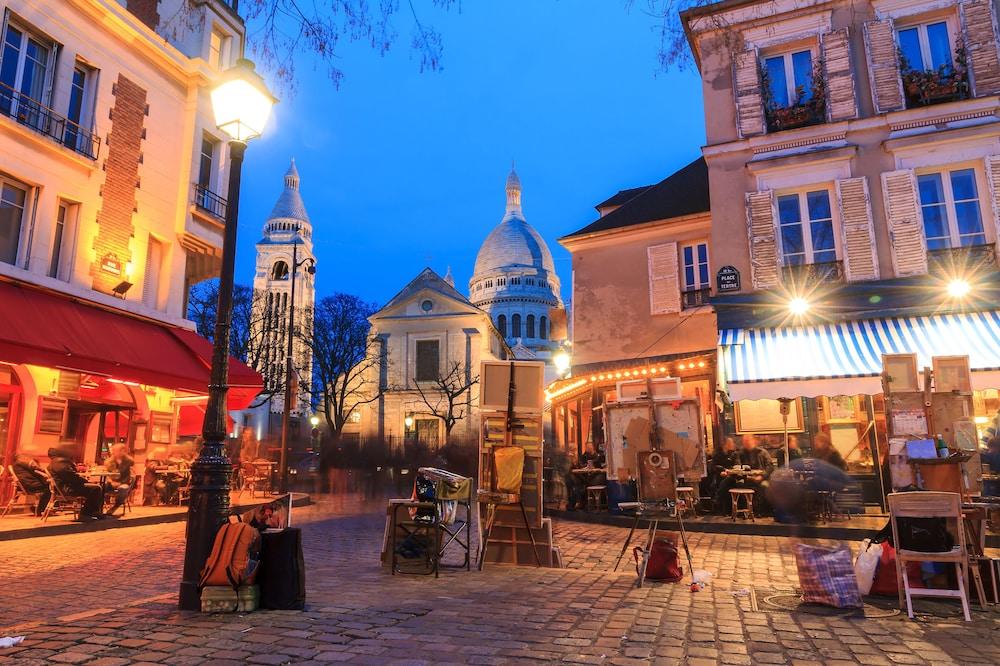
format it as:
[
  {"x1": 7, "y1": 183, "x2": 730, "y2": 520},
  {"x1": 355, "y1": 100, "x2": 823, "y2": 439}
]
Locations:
[
  {"x1": 307, "y1": 293, "x2": 383, "y2": 438},
  {"x1": 411, "y1": 360, "x2": 479, "y2": 444}
]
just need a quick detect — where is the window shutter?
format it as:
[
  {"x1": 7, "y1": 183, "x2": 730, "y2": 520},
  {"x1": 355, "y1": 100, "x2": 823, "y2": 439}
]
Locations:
[
  {"x1": 836, "y1": 177, "x2": 879, "y2": 281},
  {"x1": 960, "y1": 0, "x2": 1000, "y2": 97},
  {"x1": 864, "y1": 19, "x2": 904, "y2": 114},
  {"x1": 822, "y1": 28, "x2": 858, "y2": 121},
  {"x1": 984, "y1": 155, "x2": 1000, "y2": 240},
  {"x1": 745, "y1": 190, "x2": 780, "y2": 290},
  {"x1": 733, "y1": 48, "x2": 765, "y2": 138},
  {"x1": 647, "y1": 242, "x2": 681, "y2": 315},
  {"x1": 881, "y1": 170, "x2": 928, "y2": 277}
]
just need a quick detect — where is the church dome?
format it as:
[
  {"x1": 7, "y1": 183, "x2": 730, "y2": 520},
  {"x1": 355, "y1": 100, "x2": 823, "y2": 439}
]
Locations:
[{"x1": 268, "y1": 159, "x2": 310, "y2": 224}]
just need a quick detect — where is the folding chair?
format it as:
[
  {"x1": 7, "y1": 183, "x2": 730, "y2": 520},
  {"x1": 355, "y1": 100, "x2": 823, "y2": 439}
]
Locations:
[
  {"x1": 888, "y1": 491, "x2": 972, "y2": 621},
  {"x1": 42, "y1": 479, "x2": 85, "y2": 522},
  {"x1": 477, "y1": 446, "x2": 541, "y2": 570}
]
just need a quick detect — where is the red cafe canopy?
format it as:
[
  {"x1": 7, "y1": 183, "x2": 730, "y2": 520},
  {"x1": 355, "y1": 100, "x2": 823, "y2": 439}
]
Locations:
[{"x1": 0, "y1": 279, "x2": 263, "y2": 400}]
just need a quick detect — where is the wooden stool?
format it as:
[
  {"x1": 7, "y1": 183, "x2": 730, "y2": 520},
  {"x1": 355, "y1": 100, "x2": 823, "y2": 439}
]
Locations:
[
  {"x1": 730, "y1": 489, "x2": 755, "y2": 521},
  {"x1": 676, "y1": 486, "x2": 697, "y2": 517},
  {"x1": 586, "y1": 485, "x2": 607, "y2": 511}
]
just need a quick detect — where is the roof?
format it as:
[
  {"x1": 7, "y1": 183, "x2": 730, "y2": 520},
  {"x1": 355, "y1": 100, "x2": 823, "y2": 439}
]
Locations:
[
  {"x1": 376, "y1": 267, "x2": 475, "y2": 315},
  {"x1": 562, "y1": 157, "x2": 710, "y2": 241},
  {"x1": 595, "y1": 185, "x2": 652, "y2": 211},
  {"x1": 267, "y1": 160, "x2": 311, "y2": 224}
]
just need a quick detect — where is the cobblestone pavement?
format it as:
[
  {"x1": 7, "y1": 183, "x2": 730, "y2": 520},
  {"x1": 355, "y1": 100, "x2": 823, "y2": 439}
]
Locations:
[{"x1": 1, "y1": 494, "x2": 998, "y2": 665}]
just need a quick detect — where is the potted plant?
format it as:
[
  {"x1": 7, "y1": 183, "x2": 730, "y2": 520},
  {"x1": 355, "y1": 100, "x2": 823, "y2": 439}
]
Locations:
[
  {"x1": 762, "y1": 58, "x2": 827, "y2": 132},
  {"x1": 899, "y1": 41, "x2": 969, "y2": 107}
]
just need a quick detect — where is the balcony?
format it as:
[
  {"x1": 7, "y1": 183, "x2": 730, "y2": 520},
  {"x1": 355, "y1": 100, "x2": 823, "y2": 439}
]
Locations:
[
  {"x1": 193, "y1": 183, "x2": 228, "y2": 220},
  {"x1": 782, "y1": 260, "x2": 845, "y2": 285},
  {"x1": 0, "y1": 82, "x2": 100, "y2": 160},
  {"x1": 765, "y1": 102, "x2": 826, "y2": 133},
  {"x1": 928, "y1": 243, "x2": 996, "y2": 272},
  {"x1": 682, "y1": 287, "x2": 711, "y2": 309}
]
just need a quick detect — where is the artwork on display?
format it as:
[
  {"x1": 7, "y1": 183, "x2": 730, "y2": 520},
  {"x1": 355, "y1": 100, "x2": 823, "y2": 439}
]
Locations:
[
  {"x1": 734, "y1": 398, "x2": 804, "y2": 434},
  {"x1": 884, "y1": 354, "x2": 919, "y2": 392},
  {"x1": 933, "y1": 356, "x2": 971, "y2": 393},
  {"x1": 826, "y1": 395, "x2": 858, "y2": 423}
]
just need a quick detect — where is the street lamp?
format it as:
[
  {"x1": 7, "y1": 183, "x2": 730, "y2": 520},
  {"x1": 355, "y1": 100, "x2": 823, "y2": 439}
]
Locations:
[
  {"x1": 279, "y1": 237, "x2": 315, "y2": 494},
  {"x1": 788, "y1": 297, "x2": 810, "y2": 316},
  {"x1": 178, "y1": 59, "x2": 275, "y2": 612},
  {"x1": 947, "y1": 278, "x2": 971, "y2": 299},
  {"x1": 310, "y1": 415, "x2": 320, "y2": 427}
]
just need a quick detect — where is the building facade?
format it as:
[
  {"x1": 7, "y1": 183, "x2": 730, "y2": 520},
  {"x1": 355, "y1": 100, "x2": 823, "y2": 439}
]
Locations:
[
  {"x1": 0, "y1": 0, "x2": 260, "y2": 503},
  {"x1": 358, "y1": 268, "x2": 510, "y2": 449},
  {"x1": 469, "y1": 167, "x2": 568, "y2": 368},
  {"x1": 683, "y1": 0, "x2": 1000, "y2": 498},
  {"x1": 546, "y1": 158, "x2": 718, "y2": 460}
]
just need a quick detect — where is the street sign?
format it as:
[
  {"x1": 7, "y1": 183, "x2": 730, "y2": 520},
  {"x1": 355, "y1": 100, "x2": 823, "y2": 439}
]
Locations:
[{"x1": 717, "y1": 265, "x2": 740, "y2": 292}]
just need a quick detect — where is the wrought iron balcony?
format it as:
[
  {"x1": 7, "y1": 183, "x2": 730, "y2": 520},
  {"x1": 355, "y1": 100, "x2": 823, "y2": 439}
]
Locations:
[
  {"x1": 781, "y1": 260, "x2": 845, "y2": 285},
  {"x1": 682, "y1": 287, "x2": 711, "y2": 309},
  {"x1": 193, "y1": 183, "x2": 228, "y2": 220},
  {"x1": 0, "y1": 82, "x2": 100, "y2": 159},
  {"x1": 928, "y1": 242, "x2": 996, "y2": 271}
]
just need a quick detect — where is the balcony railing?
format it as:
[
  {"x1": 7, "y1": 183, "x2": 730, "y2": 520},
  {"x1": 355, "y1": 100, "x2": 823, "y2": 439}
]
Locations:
[
  {"x1": 682, "y1": 287, "x2": 711, "y2": 309},
  {"x1": 0, "y1": 82, "x2": 100, "y2": 159},
  {"x1": 193, "y1": 183, "x2": 228, "y2": 220},
  {"x1": 782, "y1": 260, "x2": 845, "y2": 285},
  {"x1": 928, "y1": 242, "x2": 996, "y2": 271}
]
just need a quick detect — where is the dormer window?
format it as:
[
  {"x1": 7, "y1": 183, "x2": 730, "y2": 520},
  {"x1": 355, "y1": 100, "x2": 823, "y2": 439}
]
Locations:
[{"x1": 271, "y1": 260, "x2": 289, "y2": 280}]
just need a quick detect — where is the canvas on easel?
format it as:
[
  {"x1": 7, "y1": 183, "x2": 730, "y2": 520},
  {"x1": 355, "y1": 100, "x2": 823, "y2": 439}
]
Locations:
[{"x1": 636, "y1": 450, "x2": 677, "y2": 502}]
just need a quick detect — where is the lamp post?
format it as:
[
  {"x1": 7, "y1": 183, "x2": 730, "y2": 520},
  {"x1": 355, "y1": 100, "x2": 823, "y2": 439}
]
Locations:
[
  {"x1": 279, "y1": 237, "x2": 315, "y2": 494},
  {"x1": 178, "y1": 59, "x2": 275, "y2": 611}
]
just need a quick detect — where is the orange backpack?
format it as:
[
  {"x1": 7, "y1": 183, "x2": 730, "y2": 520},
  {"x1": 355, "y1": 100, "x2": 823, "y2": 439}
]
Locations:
[{"x1": 199, "y1": 519, "x2": 261, "y2": 592}]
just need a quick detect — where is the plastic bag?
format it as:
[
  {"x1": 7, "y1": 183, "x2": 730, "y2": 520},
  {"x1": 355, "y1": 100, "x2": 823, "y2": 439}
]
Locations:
[
  {"x1": 853, "y1": 538, "x2": 882, "y2": 596},
  {"x1": 794, "y1": 543, "x2": 863, "y2": 608}
]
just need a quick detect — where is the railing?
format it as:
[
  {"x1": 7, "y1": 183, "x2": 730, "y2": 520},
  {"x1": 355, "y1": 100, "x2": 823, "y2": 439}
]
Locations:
[
  {"x1": 928, "y1": 242, "x2": 996, "y2": 270},
  {"x1": 0, "y1": 81, "x2": 100, "y2": 159},
  {"x1": 765, "y1": 101, "x2": 825, "y2": 133},
  {"x1": 193, "y1": 183, "x2": 228, "y2": 220},
  {"x1": 681, "y1": 287, "x2": 711, "y2": 309},
  {"x1": 782, "y1": 260, "x2": 845, "y2": 284}
]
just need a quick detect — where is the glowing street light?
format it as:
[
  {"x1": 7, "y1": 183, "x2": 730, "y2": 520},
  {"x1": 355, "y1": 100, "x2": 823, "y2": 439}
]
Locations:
[
  {"x1": 947, "y1": 278, "x2": 971, "y2": 299},
  {"x1": 310, "y1": 415, "x2": 320, "y2": 427},
  {"x1": 553, "y1": 350, "x2": 571, "y2": 375},
  {"x1": 788, "y1": 297, "x2": 810, "y2": 316},
  {"x1": 404, "y1": 416, "x2": 415, "y2": 429}
]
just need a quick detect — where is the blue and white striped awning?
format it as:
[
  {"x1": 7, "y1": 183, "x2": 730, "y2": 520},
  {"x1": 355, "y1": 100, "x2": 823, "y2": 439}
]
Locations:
[{"x1": 718, "y1": 311, "x2": 1000, "y2": 401}]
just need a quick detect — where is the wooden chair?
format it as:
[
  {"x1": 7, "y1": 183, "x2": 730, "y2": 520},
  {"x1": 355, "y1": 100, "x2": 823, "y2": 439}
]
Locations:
[
  {"x1": 240, "y1": 462, "x2": 268, "y2": 498},
  {"x1": 888, "y1": 491, "x2": 972, "y2": 621},
  {"x1": 730, "y1": 488, "x2": 755, "y2": 521},
  {"x1": 477, "y1": 446, "x2": 541, "y2": 570},
  {"x1": 675, "y1": 486, "x2": 697, "y2": 517}
]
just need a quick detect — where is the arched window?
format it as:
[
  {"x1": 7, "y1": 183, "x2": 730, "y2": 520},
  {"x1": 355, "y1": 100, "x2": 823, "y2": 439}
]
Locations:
[
  {"x1": 539, "y1": 316, "x2": 547, "y2": 339},
  {"x1": 497, "y1": 314, "x2": 507, "y2": 337},
  {"x1": 271, "y1": 260, "x2": 289, "y2": 280},
  {"x1": 512, "y1": 314, "x2": 522, "y2": 338},
  {"x1": 526, "y1": 314, "x2": 535, "y2": 338}
]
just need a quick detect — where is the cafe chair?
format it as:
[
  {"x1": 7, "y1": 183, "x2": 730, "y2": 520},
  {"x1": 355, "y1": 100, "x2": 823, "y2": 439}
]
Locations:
[
  {"x1": 43, "y1": 479, "x2": 85, "y2": 522},
  {"x1": 477, "y1": 446, "x2": 541, "y2": 570},
  {"x1": 888, "y1": 491, "x2": 972, "y2": 622},
  {"x1": 2, "y1": 465, "x2": 40, "y2": 518},
  {"x1": 586, "y1": 485, "x2": 608, "y2": 511},
  {"x1": 730, "y1": 488, "x2": 755, "y2": 521},
  {"x1": 675, "y1": 486, "x2": 697, "y2": 517},
  {"x1": 240, "y1": 462, "x2": 268, "y2": 498}
]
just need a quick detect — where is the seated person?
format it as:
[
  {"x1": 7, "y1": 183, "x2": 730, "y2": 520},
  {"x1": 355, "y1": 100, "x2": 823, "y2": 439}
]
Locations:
[
  {"x1": 775, "y1": 435, "x2": 804, "y2": 467},
  {"x1": 565, "y1": 443, "x2": 607, "y2": 510},
  {"x1": 47, "y1": 447, "x2": 104, "y2": 520},
  {"x1": 103, "y1": 443, "x2": 135, "y2": 514},
  {"x1": 709, "y1": 437, "x2": 740, "y2": 510},
  {"x1": 810, "y1": 433, "x2": 847, "y2": 471},
  {"x1": 143, "y1": 447, "x2": 175, "y2": 505},
  {"x1": 12, "y1": 454, "x2": 52, "y2": 517},
  {"x1": 983, "y1": 437, "x2": 1000, "y2": 497},
  {"x1": 717, "y1": 435, "x2": 774, "y2": 514}
]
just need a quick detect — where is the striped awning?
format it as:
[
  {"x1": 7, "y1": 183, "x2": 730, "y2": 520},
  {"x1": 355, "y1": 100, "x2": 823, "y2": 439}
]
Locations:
[{"x1": 719, "y1": 311, "x2": 1000, "y2": 401}]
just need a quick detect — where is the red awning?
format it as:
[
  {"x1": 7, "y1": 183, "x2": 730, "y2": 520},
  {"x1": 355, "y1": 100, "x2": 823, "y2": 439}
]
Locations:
[
  {"x1": 177, "y1": 402, "x2": 236, "y2": 437},
  {"x1": 0, "y1": 279, "x2": 263, "y2": 396}
]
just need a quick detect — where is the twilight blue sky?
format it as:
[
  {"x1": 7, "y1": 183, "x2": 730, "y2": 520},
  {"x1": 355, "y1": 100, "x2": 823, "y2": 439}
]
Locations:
[{"x1": 235, "y1": 1, "x2": 706, "y2": 307}]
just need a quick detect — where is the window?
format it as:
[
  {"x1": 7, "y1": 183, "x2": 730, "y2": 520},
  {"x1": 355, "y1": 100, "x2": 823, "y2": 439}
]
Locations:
[
  {"x1": 208, "y1": 28, "x2": 231, "y2": 70},
  {"x1": 49, "y1": 200, "x2": 78, "y2": 280},
  {"x1": 539, "y1": 316, "x2": 547, "y2": 340},
  {"x1": 198, "y1": 136, "x2": 217, "y2": 190},
  {"x1": 271, "y1": 260, "x2": 289, "y2": 280},
  {"x1": 777, "y1": 189, "x2": 836, "y2": 265},
  {"x1": 0, "y1": 177, "x2": 28, "y2": 265},
  {"x1": 415, "y1": 340, "x2": 439, "y2": 382},
  {"x1": 526, "y1": 314, "x2": 535, "y2": 338},
  {"x1": 918, "y1": 168, "x2": 985, "y2": 250},
  {"x1": 512, "y1": 314, "x2": 522, "y2": 338},
  {"x1": 142, "y1": 236, "x2": 165, "y2": 308},
  {"x1": 0, "y1": 22, "x2": 52, "y2": 106},
  {"x1": 898, "y1": 21, "x2": 953, "y2": 73},
  {"x1": 764, "y1": 50, "x2": 813, "y2": 108},
  {"x1": 682, "y1": 242, "x2": 709, "y2": 291},
  {"x1": 420, "y1": 299, "x2": 433, "y2": 312},
  {"x1": 497, "y1": 314, "x2": 506, "y2": 337},
  {"x1": 63, "y1": 65, "x2": 95, "y2": 153}
]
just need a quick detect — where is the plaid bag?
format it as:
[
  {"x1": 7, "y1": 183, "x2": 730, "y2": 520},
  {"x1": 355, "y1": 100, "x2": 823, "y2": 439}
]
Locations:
[{"x1": 794, "y1": 543, "x2": 863, "y2": 608}]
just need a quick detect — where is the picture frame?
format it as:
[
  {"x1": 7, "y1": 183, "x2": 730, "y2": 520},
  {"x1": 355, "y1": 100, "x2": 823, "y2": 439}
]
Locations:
[
  {"x1": 933, "y1": 355, "x2": 971, "y2": 393},
  {"x1": 734, "y1": 398, "x2": 804, "y2": 434},
  {"x1": 826, "y1": 395, "x2": 858, "y2": 423},
  {"x1": 883, "y1": 353, "x2": 919, "y2": 392}
]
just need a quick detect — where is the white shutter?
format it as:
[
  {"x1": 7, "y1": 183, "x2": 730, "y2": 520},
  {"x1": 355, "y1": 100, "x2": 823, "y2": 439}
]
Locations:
[
  {"x1": 864, "y1": 19, "x2": 904, "y2": 114},
  {"x1": 647, "y1": 242, "x2": 681, "y2": 315},
  {"x1": 822, "y1": 28, "x2": 858, "y2": 121},
  {"x1": 984, "y1": 156, "x2": 1000, "y2": 241},
  {"x1": 960, "y1": 0, "x2": 1000, "y2": 96},
  {"x1": 881, "y1": 170, "x2": 928, "y2": 277},
  {"x1": 733, "y1": 48, "x2": 766, "y2": 138},
  {"x1": 745, "y1": 190, "x2": 781, "y2": 290},
  {"x1": 836, "y1": 177, "x2": 879, "y2": 281}
]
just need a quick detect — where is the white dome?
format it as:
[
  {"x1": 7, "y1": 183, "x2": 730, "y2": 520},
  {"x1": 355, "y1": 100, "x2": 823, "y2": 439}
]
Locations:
[{"x1": 473, "y1": 214, "x2": 556, "y2": 276}]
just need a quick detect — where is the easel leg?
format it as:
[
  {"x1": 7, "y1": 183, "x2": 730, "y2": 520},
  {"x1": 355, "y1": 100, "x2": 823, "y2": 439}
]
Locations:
[
  {"x1": 478, "y1": 504, "x2": 496, "y2": 571},
  {"x1": 614, "y1": 512, "x2": 641, "y2": 572},
  {"x1": 519, "y1": 500, "x2": 542, "y2": 566},
  {"x1": 637, "y1": 519, "x2": 658, "y2": 588}
]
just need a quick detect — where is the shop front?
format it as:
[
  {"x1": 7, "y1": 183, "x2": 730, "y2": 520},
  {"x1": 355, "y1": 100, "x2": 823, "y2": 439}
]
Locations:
[
  {"x1": 0, "y1": 280, "x2": 262, "y2": 504},
  {"x1": 717, "y1": 311, "x2": 1000, "y2": 509}
]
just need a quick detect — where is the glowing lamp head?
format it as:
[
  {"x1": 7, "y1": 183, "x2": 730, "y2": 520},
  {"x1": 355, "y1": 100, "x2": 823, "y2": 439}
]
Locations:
[
  {"x1": 404, "y1": 416, "x2": 414, "y2": 429},
  {"x1": 788, "y1": 297, "x2": 810, "y2": 316},
  {"x1": 211, "y1": 59, "x2": 276, "y2": 142},
  {"x1": 947, "y1": 278, "x2": 971, "y2": 299},
  {"x1": 309, "y1": 416, "x2": 319, "y2": 427},
  {"x1": 553, "y1": 351, "x2": 571, "y2": 374}
]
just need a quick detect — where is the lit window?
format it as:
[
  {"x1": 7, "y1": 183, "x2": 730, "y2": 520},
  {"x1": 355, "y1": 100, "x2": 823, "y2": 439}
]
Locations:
[
  {"x1": 898, "y1": 21, "x2": 953, "y2": 73},
  {"x1": 777, "y1": 189, "x2": 836, "y2": 265},
  {"x1": 764, "y1": 49, "x2": 813, "y2": 108},
  {"x1": 0, "y1": 178, "x2": 28, "y2": 265},
  {"x1": 682, "y1": 242, "x2": 710, "y2": 291},
  {"x1": 918, "y1": 168, "x2": 985, "y2": 250}
]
